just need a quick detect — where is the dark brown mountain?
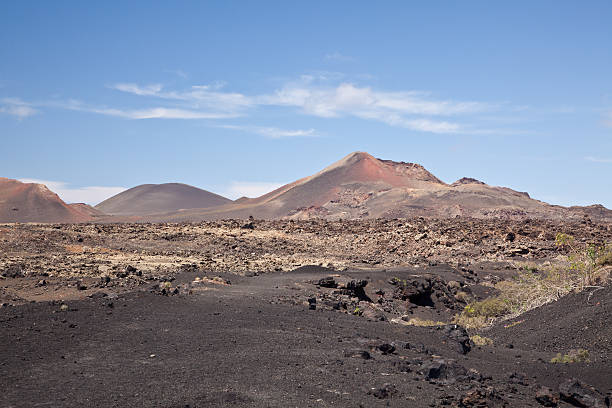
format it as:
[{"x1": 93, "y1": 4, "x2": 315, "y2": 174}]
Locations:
[
  {"x1": 95, "y1": 183, "x2": 231, "y2": 216},
  {"x1": 0, "y1": 178, "x2": 96, "y2": 223}
]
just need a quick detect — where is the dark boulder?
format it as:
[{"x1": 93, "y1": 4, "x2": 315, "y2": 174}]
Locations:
[
  {"x1": 535, "y1": 386, "x2": 559, "y2": 407},
  {"x1": 439, "y1": 324, "x2": 472, "y2": 354},
  {"x1": 317, "y1": 277, "x2": 337, "y2": 288},
  {"x1": 558, "y1": 378, "x2": 609, "y2": 408},
  {"x1": 423, "y1": 359, "x2": 467, "y2": 384},
  {"x1": 369, "y1": 383, "x2": 397, "y2": 399},
  {"x1": 377, "y1": 343, "x2": 395, "y2": 355}
]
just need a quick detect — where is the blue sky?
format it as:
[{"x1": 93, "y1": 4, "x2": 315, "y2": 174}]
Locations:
[{"x1": 1, "y1": 1, "x2": 611, "y2": 206}]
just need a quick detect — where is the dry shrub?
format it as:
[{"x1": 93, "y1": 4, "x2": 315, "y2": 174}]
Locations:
[
  {"x1": 404, "y1": 317, "x2": 446, "y2": 327},
  {"x1": 455, "y1": 236, "x2": 611, "y2": 328},
  {"x1": 470, "y1": 335, "x2": 493, "y2": 346}
]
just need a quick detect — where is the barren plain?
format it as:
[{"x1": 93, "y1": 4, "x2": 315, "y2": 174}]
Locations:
[{"x1": 1, "y1": 218, "x2": 611, "y2": 407}]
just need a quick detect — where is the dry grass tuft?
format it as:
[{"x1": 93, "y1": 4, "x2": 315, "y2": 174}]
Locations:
[
  {"x1": 470, "y1": 335, "x2": 493, "y2": 346},
  {"x1": 455, "y1": 236, "x2": 611, "y2": 329},
  {"x1": 404, "y1": 317, "x2": 446, "y2": 327}
]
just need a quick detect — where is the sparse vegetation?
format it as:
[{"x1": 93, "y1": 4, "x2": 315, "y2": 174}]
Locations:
[
  {"x1": 352, "y1": 306, "x2": 363, "y2": 316},
  {"x1": 455, "y1": 297, "x2": 511, "y2": 328},
  {"x1": 470, "y1": 335, "x2": 493, "y2": 346},
  {"x1": 404, "y1": 317, "x2": 446, "y2": 327},
  {"x1": 455, "y1": 235, "x2": 611, "y2": 328},
  {"x1": 550, "y1": 349, "x2": 590, "y2": 364}
]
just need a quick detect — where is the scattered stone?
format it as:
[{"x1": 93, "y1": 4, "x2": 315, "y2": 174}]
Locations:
[
  {"x1": 341, "y1": 280, "x2": 371, "y2": 302},
  {"x1": 414, "y1": 233, "x2": 427, "y2": 241},
  {"x1": 535, "y1": 386, "x2": 558, "y2": 407},
  {"x1": 377, "y1": 343, "x2": 395, "y2": 355},
  {"x1": 404, "y1": 342, "x2": 428, "y2": 354},
  {"x1": 509, "y1": 246, "x2": 529, "y2": 256},
  {"x1": 369, "y1": 383, "x2": 397, "y2": 399},
  {"x1": 359, "y1": 304, "x2": 386, "y2": 321},
  {"x1": 558, "y1": 378, "x2": 609, "y2": 408},
  {"x1": 343, "y1": 350, "x2": 371, "y2": 360},
  {"x1": 1, "y1": 264, "x2": 24, "y2": 278},
  {"x1": 307, "y1": 297, "x2": 316, "y2": 310},
  {"x1": 459, "y1": 387, "x2": 506, "y2": 407},
  {"x1": 317, "y1": 277, "x2": 337, "y2": 288},
  {"x1": 439, "y1": 324, "x2": 472, "y2": 354},
  {"x1": 423, "y1": 359, "x2": 467, "y2": 384}
]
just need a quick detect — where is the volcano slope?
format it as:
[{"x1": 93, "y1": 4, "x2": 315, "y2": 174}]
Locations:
[
  {"x1": 95, "y1": 183, "x2": 231, "y2": 216},
  {"x1": 0, "y1": 178, "x2": 99, "y2": 223},
  {"x1": 1, "y1": 219, "x2": 611, "y2": 407},
  {"x1": 143, "y1": 152, "x2": 612, "y2": 222}
]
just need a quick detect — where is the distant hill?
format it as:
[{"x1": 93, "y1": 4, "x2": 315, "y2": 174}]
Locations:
[
  {"x1": 95, "y1": 183, "x2": 231, "y2": 216},
  {"x1": 147, "y1": 152, "x2": 612, "y2": 222},
  {"x1": 3, "y1": 153, "x2": 611, "y2": 223},
  {"x1": 0, "y1": 178, "x2": 96, "y2": 223}
]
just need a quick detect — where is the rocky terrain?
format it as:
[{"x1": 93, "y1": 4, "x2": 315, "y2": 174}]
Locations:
[{"x1": 1, "y1": 218, "x2": 611, "y2": 407}]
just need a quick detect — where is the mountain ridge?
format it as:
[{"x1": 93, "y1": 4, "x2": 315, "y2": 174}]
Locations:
[{"x1": 2, "y1": 152, "x2": 611, "y2": 223}]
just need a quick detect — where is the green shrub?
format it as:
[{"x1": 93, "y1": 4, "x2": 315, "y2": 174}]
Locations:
[{"x1": 550, "y1": 349, "x2": 589, "y2": 363}]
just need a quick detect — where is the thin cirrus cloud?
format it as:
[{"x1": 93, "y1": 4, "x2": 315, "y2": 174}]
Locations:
[
  {"x1": 0, "y1": 98, "x2": 38, "y2": 119},
  {"x1": 109, "y1": 79, "x2": 492, "y2": 133},
  {"x1": 6, "y1": 76, "x2": 500, "y2": 134},
  {"x1": 18, "y1": 179, "x2": 126, "y2": 205},
  {"x1": 218, "y1": 124, "x2": 318, "y2": 139},
  {"x1": 109, "y1": 82, "x2": 253, "y2": 113},
  {"x1": 585, "y1": 156, "x2": 612, "y2": 163},
  {"x1": 324, "y1": 52, "x2": 355, "y2": 62},
  {"x1": 57, "y1": 99, "x2": 238, "y2": 120}
]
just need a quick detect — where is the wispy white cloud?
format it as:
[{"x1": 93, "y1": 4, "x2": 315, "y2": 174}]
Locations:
[
  {"x1": 0, "y1": 98, "x2": 38, "y2": 119},
  {"x1": 111, "y1": 80, "x2": 489, "y2": 133},
  {"x1": 219, "y1": 124, "x2": 318, "y2": 138},
  {"x1": 8, "y1": 75, "x2": 504, "y2": 134},
  {"x1": 18, "y1": 179, "x2": 126, "y2": 205},
  {"x1": 57, "y1": 99, "x2": 238, "y2": 119},
  {"x1": 109, "y1": 82, "x2": 253, "y2": 113},
  {"x1": 111, "y1": 83, "x2": 163, "y2": 96},
  {"x1": 325, "y1": 52, "x2": 355, "y2": 62},
  {"x1": 260, "y1": 82, "x2": 486, "y2": 133},
  {"x1": 220, "y1": 181, "x2": 286, "y2": 199},
  {"x1": 163, "y1": 69, "x2": 189, "y2": 79},
  {"x1": 585, "y1": 156, "x2": 612, "y2": 163},
  {"x1": 264, "y1": 82, "x2": 489, "y2": 117}
]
